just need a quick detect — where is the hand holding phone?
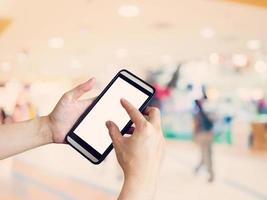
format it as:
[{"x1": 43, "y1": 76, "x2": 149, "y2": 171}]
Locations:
[
  {"x1": 48, "y1": 78, "x2": 96, "y2": 144},
  {"x1": 66, "y1": 69, "x2": 155, "y2": 164},
  {"x1": 47, "y1": 69, "x2": 164, "y2": 199},
  {"x1": 106, "y1": 99, "x2": 165, "y2": 199}
]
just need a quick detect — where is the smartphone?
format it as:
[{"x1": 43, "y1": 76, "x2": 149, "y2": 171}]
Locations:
[{"x1": 65, "y1": 69, "x2": 155, "y2": 164}]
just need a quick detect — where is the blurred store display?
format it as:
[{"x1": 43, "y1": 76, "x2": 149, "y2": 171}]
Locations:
[
  {"x1": 146, "y1": 55, "x2": 267, "y2": 152},
  {"x1": 0, "y1": 0, "x2": 267, "y2": 199}
]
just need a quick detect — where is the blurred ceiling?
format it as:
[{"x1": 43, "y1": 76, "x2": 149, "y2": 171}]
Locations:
[
  {"x1": 0, "y1": 18, "x2": 11, "y2": 35},
  {"x1": 0, "y1": 0, "x2": 266, "y2": 81},
  {"x1": 228, "y1": 0, "x2": 267, "y2": 8}
]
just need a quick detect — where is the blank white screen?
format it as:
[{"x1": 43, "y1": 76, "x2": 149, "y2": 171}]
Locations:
[{"x1": 74, "y1": 77, "x2": 149, "y2": 154}]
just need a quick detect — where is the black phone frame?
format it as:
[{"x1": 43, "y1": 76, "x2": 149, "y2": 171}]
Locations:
[{"x1": 65, "y1": 69, "x2": 155, "y2": 164}]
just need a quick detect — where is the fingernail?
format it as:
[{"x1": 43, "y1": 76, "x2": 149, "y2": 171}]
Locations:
[
  {"x1": 90, "y1": 77, "x2": 96, "y2": 82},
  {"x1": 121, "y1": 98, "x2": 127, "y2": 103},
  {"x1": 106, "y1": 121, "x2": 112, "y2": 127}
]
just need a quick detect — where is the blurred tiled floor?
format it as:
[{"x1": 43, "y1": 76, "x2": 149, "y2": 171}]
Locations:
[{"x1": 1, "y1": 141, "x2": 267, "y2": 200}]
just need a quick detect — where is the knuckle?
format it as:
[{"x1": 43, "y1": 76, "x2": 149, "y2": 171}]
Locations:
[
  {"x1": 150, "y1": 107, "x2": 160, "y2": 115},
  {"x1": 142, "y1": 121, "x2": 150, "y2": 129},
  {"x1": 151, "y1": 106, "x2": 159, "y2": 112},
  {"x1": 62, "y1": 92, "x2": 71, "y2": 100},
  {"x1": 62, "y1": 92, "x2": 68, "y2": 98},
  {"x1": 137, "y1": 121, "x2": 149, "y2": 131}
]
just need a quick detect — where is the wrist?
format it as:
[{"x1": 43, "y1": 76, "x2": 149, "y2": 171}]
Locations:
[
  {"x1": 39, "y1": 116, "x2": 54, "y2": 144},
  {"x1": 119, "y1": 174, "x2": 157, "y2": 200}
]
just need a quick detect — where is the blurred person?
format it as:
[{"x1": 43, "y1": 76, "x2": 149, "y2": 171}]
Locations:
[
  {"x1": 147, "y1": 71, "x2": 170, "y2": 109},
  {"x1": 0, "y1": 78, "x2": 165, "y2": 200},
  {"x1": 150, "y1": 81, "x2": 170, "y2": 109},
  {"x1": 0, "y1": 108, "x2": 13, "y2": 124},
  {"x1": 0, "y1": 108, "x2": 7, "y2": 124},
  {"x1": 4, "y1": 115, "x2": 14, "y2": 124},
  {"x1": 193, "y1": 87, "x2": 214, "y2": 182},
  {"x1": 12, "y1": 102, "x2": 37, "y2": 122},
  {"x1": 0, "y1": 107, "x2": 14, "y2": 179},
  {"x1": 148, "y1": 64, "x2": 181, "y2": 109},
  {"x1": 166, "y1": 63, "x2": 181, "y2": 89},
  {"x1": 27, "y1": 102, "x2": 38, "y2": 119},
  {"x1": 257, "y1": 97, "x2": 267, "y2": 114},
  {"x1": 12, "y1": 104, "x2": 25, "y2": 122},
  {"x1": 12, "y1": 84, "x2": 37, "y2": 122}
]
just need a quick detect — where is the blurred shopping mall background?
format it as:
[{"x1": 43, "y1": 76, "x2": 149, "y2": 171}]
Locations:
[{"x1": 1, "y1": 0, "x2": 267, "y2": 199}]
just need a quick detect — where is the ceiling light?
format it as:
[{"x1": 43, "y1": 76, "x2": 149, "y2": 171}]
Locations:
[
  {"x1": 118, "y1": 5, "x2": 140, "y2": 18},
  {"x1": 0, "y1": 61, "x2": 11, "y2": 72},
  {"x1": 48, "y1": 37, "x2": 64, "y2": 49},
  {"x1": 232, "y1": 54, "x2": 248, "y2": 68},
  {"x1": 201, "y1": 27, "x2": 215, "y2": 39},
  {"x1": 246, "y1": 40, "x2": 261, "y2": 50},
  {"x1": 254, "y1": 60, "x2": 267, "y2": 73}
]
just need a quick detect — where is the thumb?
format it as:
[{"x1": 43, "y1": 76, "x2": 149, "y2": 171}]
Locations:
[
  {"x1": 105, "y1": 121, "x2": 122, "y2": 148},
  {"x1": 64, "y1": 78, "x2": 95, "y2": 101}
]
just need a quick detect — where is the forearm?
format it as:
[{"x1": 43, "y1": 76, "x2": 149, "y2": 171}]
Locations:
[
  {"x1": 118, "y1": 175, "x2": 157, "y2": 200},
  {"x1": 0, "y1": 116, "x2": 53, "y2": 160}
]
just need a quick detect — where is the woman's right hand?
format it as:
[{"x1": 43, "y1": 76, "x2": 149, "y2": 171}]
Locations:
[{"x1": 106, "y1": 98, "x2": 165, "y2": 200}]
